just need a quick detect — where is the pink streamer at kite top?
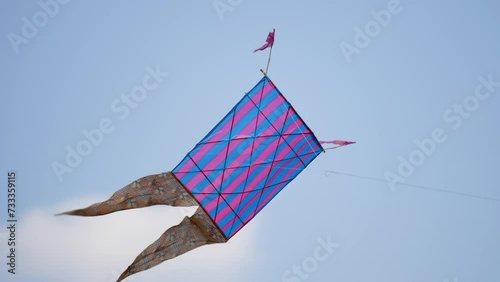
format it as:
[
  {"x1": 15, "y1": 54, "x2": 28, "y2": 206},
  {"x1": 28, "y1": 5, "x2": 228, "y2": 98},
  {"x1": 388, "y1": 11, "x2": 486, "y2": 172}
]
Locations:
[
  {"x1": 253, "y1": 29, "x2": 275, "y2": 53},
  {"x1": 320, "y1": 140, "x2": 356, "y2": 146}
]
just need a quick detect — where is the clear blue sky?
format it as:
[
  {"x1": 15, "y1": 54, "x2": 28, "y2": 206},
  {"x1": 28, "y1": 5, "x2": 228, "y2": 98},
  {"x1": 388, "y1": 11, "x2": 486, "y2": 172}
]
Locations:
[{"x1": 1, "y1": 1, "x2": 499, "y2": 281}]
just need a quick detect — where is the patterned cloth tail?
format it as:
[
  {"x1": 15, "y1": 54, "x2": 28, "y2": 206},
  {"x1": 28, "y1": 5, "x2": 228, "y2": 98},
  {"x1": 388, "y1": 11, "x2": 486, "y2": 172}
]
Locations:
[
  {"x1": 57, "y1": 172, "x2": 198, "y2": 216},
  {"x1": 117, "y1": 206, "x2": 227, "y2": 282},
  {"x1": 59, "y1": 172, "x2": 227, "y2": 281}
]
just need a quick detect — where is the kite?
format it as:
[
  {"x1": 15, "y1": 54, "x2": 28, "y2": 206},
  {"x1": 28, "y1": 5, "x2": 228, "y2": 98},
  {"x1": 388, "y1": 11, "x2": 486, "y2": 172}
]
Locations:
[{"x1": 59, "y1": 30, "x2": 354, "y2": 281}]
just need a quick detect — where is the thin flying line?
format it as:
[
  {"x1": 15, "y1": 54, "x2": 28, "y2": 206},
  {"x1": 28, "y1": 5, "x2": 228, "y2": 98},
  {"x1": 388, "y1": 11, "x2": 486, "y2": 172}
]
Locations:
[{"x1": 325, "y1": 170, "x2": 500, "y2": 203}]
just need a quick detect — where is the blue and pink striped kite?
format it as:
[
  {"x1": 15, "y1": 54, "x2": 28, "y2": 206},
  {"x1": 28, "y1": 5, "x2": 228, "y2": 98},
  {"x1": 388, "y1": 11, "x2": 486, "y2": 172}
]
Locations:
[
  {"x1": 60, "y1": 29, "x2": 355, "y2": 281},
  {"x1": 61, "y1": 74, "x2": 354, "y2": 281},
  {"x1": 173, "y1": 75, "x2": 324, "y2": 238}
]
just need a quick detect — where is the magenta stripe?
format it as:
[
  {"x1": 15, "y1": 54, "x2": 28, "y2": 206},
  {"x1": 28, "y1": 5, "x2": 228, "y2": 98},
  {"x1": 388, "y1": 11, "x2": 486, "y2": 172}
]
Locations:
[
  {"x1": 224, "y1": 217, "x2": 240, "y2": 236},
  {"x1": 229, "y1": 223, "x2": 244, "y2": 237},
  {"x1": 232, "y1": 142, "x2": 322, "y2": 225},
  {"x1": 192, "y1": 136, "x2": 263, "y2": 201},
  {"x1": 182, "y1": 138, "x2": 246, "y2": 190},
  {"x1": 199, "y1": 101, "x2": 291, "y2": 210},
  {"x1": 213, "y1": 134, "x2": 305, "y2": 222},
  {"x1": 256, "y1": 149, "x2": 319, "y2": 211},
  {"x1": 219, "y1": 180, "x2": 287, "y2": 233},
  {"x1": 203, "y1": 136, "x2": 278, "y2": 215},
  {"x1": 173, "y1": 158, "x2": 196, "y2": 179},
  {"x1": 212, "y1": 133, "x2": 302, "y2": 220},
  {"x1": 191, "y1": 113, "x2": 274, "y2": 201},
  {"x1": 196, "y1": 136, "x2": 263, "y2": 201},
  {"x1": 185, "y1": 90, "x2": 285, "y2": 191},
  {"x1": 176, "y1": 82, "x2": 276, "y2": 174},
  {"x1": 259, "y1": 140, "x2": 320, "y2": 199},
  {"x1": 174, "y1": 171, "x2": 186, "y2": 180},
  {"x1": 194, "y1": 97, "x2": 289, "y2": 203},
  {"x1": 218, "y1": 141, "x2": 318, "y2": 230},
  {"x1": 204, "y1": 81, "x2": 276, "y2": 145},
  {"x1": 176, "y1": 102, "x2": 254, "y2": 174},
  {"x1": 249, "y1": 85, "x2": 285, "y2": 110},
  {"x1": 282, "y1": 107, "x2": 312, "y2": 135},
  {"x1": 195, "y1": 193, "x2": 205, "y2": 203}
]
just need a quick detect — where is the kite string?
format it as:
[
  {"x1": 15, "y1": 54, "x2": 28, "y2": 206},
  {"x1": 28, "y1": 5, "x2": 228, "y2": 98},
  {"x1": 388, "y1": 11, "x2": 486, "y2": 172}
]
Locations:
[{"x1": 325, "y1": 170, "x2": 500, "y2": 203}]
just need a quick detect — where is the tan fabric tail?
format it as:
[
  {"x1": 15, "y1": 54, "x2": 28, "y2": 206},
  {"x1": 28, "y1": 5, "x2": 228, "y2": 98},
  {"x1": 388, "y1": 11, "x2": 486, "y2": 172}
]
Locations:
[
  {"x1": 57, "y1": 172, "x2": 197, "y2": 216},
  {"x1": 58, "y1": 171, "x2": 227, "y2": 281},
  {"x1": 117, "y1": 206, "x2": 227, "y2": 281}
]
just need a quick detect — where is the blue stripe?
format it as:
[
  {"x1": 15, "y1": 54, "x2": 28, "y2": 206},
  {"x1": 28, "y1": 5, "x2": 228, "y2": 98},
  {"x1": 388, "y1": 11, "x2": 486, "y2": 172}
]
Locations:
[
  {"x1": 214, "y1": 133, "x2": 282, "y2": 212},
  {"x1": 199, "y1": 97, "x2": 288, "y2": 194},
  {"x1": 179, "y1": 88, "x2": 285, "y2": 186},
  {"x1": 227, "y1": 221, "x2": 243, "y2": 237},
  {"x1": 217, "y1": 136, "x2": 296, "y2": 226},
  {"x1": 246, "y1": 147, "x2": 323, "y2": 231},
  {"x1": 188, "y1": 102, "x2": 284, "y2": 195},
  {"x1": 193, "y1": 89, "x2": 282, "y2": 178},
  {"x1": 218, "y1": 189, "x2": 260, "y2": 234},
  {"x1": 173, "y1": 76, "x2": 324, "y2": 239},
  {"x1": 195, "y1": 79, "x2": 268, "y2": 146},
  {"x1": 282, "y1": 113, "x2": 308, "y2": 134},
  {"x1": 172, "y1": 156, "x2": 191, "y2": 173},
  {"x1": 234, "y1": 135, "x2": 317, "y2": 220},
  {"x1": 211, "y1": 135, "x2": 280, "y2": 224},
  {"x1": 246, "y1": 77, "x2": 271, "y2": 101}
]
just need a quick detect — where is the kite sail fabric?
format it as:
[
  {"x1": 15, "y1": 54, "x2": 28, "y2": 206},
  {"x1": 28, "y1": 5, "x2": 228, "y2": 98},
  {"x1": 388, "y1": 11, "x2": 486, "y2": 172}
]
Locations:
[
  {"x1": 173, "y1": 75, "x2": 324, "y2": 238},
  {"x1": 60, "y1": 75, "x2": 327, "y2": 281},
  {"x1": 253, "y1": 28, "x2": 275, "y2": 52}
]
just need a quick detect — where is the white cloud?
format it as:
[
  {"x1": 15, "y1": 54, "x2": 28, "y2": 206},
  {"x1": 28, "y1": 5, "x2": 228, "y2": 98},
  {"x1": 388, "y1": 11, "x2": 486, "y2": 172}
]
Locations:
[{"x1": 8, "y1": 197, "x2": 259, "y2": 282}]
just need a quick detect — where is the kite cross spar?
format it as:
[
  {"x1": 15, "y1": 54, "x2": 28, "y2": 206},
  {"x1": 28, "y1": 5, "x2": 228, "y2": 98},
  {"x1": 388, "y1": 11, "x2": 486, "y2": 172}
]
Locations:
[{"x1": 58, "y1": 29, "x2": 354, "y2": 281}]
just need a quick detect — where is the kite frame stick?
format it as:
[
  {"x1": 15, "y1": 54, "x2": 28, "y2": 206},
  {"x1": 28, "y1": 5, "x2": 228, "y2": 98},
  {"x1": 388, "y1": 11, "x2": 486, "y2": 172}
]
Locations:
[
  {"x1": 323, "y1": 146, "x2": 342, "y2": 151},
  {"x1": 265, "y1": 45, "x2": 273, "y2": 74}
]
